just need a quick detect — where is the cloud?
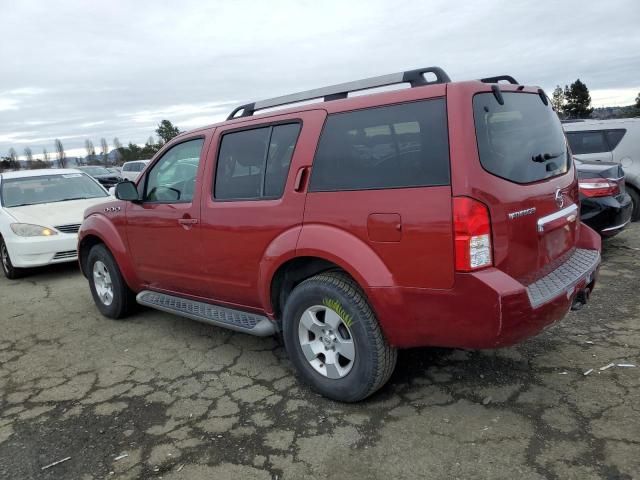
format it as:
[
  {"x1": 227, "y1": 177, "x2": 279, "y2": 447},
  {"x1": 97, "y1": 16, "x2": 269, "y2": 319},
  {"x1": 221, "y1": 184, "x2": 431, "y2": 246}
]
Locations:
[
  {"x1": 1, "y1": 0, "x2": 639, "y2": 156},
  {"x1": 0, "y1": 98, "x2": 20, "y2": 112}
]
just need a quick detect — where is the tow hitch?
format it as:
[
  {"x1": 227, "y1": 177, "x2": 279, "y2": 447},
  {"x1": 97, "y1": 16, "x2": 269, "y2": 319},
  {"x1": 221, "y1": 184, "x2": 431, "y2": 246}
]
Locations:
[{"x1": 571, "y1": 288, "x2": 591, "y2": 311}]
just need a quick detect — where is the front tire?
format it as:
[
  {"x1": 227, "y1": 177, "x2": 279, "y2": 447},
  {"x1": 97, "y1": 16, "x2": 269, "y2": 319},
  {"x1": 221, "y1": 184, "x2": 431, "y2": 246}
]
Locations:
[
  {"x1": 283, "y1": 272, "x2": 397, "y2": 402},
  {"x1": 0, "y1": 237, "x2": 24, "y2": 280},
  {"x1": 87, "y1": 244, "x2": 135, "y2": 319}
]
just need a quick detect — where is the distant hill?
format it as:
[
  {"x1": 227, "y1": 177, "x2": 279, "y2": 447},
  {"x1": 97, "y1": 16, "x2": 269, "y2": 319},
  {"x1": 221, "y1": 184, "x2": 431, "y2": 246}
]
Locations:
[{"x1": 592, "y1": 104, "x2": 639, "y2": 120}]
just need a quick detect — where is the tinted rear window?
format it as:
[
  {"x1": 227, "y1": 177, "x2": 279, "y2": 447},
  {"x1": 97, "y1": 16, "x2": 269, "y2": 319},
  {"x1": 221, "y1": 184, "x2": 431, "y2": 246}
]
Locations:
[
  {"x1": 309, "y1": 99, "x2": 450, "y2": 191},
  {"x1": 566, "y1": 131, "x2": 608, "y2": 154},
  {"x1": 566, "y1": 129, "x2": 626, "y2": 154},
  {"x1": 473, "y1": 92, "x2": 569, "y2": 183},
  {"x1": 605, "y1": 129, "x2": 626, "y2": 150}
]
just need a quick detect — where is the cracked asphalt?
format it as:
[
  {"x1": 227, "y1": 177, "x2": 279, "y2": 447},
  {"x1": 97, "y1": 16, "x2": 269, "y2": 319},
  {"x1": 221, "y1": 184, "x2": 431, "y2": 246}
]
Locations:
[{"x1": 1, "y1": 225, "x2": 639, "y2": 480}]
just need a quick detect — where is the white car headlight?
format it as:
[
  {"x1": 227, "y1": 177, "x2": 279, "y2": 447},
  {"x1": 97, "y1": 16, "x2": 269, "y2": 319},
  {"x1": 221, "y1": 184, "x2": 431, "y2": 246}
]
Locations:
[{"x1": 10, "y1": 223, "x2": 58, "y2": 237}]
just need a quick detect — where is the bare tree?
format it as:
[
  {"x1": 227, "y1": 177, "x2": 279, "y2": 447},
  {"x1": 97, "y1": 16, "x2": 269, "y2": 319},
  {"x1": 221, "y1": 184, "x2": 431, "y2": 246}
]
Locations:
[
  {"x1": 85, "y1": 139, "x2": 95, "y2": 164},
  {"x1": 24, "y1": 147, "x2": 34, "y2": 169},
  {"x1": 43, "y1": 148, "x2": 51, "y2": 167},
  {"x1": 100, "y1": 138, "x2": 109, "y2": 165},
  {"x1": 8, "y1": 148, "x2": 20, "y2": 170},
  {"x1": 112, "y1": 137, "x2": 123, "y2": 165},
  {"x1": 54, "y1": 139, "x2": 67, "y2": 168}
]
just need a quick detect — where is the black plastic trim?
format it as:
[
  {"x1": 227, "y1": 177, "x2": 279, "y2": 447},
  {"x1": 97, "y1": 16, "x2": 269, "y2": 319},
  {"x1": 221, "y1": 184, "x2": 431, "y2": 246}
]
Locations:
[
  {"x1": 481, "y1": 75, "x2": 519, "y2": 84},
  {"x1": 402, "y1": 67, "x2": 452, "y2": 86},
  {"x1": 491, "y1": 85, "x2": 505, "y2": 105}
]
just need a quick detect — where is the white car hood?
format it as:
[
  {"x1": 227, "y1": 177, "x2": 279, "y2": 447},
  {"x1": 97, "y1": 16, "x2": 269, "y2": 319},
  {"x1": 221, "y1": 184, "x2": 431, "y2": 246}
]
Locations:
[{"x1": 5, "y1": 197, "x2": 111, "y2": 228}]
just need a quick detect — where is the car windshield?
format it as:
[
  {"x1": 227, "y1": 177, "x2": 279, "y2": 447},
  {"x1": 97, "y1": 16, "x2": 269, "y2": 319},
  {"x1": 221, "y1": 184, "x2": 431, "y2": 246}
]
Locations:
[
  {"x1": 1, "y1": 173, "x2": 108, "y2": 207},
  {"x1": 80, "y1": 166, "x2": 111, "y2": 175}
]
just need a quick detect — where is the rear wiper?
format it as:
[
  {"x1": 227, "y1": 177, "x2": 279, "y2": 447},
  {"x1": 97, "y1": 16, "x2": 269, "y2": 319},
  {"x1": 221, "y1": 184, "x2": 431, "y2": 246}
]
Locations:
[{"x1": 531, "y1": 152, "x2": 563, "y2": 163}]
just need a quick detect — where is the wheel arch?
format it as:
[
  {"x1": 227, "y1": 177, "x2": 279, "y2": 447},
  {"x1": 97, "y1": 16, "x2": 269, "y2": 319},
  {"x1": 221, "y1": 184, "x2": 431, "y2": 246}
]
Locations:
[
  {"x1": 268, "y1": 256, "x2": 348, "y2": 321},
  {"x1": 78, "y1": 214, "x2": 141, "y2": 290},
  {"x1": 262, "y1": 225, "x2": 394, "y2": 320}
]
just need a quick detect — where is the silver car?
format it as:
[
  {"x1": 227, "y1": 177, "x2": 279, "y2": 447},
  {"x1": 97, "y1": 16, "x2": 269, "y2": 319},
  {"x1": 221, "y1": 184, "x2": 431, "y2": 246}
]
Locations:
[{"x1": 564, "y1": 118, "x2": 640, "y2": 220}]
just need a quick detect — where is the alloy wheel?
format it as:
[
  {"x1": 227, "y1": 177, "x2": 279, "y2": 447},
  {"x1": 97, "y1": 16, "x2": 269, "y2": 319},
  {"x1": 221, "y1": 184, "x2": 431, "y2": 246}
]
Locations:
[
  {"x1": 93, "y1": 260, "x2": 114, "y2": 306},
  {"x1": 1, "y1": 243, "x2": 9, "y2": 274},
  {"x1": 298, "y1": 304, "x2": 356, "y2": 379}
]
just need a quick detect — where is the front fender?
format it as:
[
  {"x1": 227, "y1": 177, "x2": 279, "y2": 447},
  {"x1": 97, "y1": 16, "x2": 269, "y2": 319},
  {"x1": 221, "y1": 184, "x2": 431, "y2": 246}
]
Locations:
[
  {"x1": 78, "y1": 214, "x2": 141, "y2": 290},
  {"x1": 296, "y1": 224, "x2": 394, "y2": 288}
]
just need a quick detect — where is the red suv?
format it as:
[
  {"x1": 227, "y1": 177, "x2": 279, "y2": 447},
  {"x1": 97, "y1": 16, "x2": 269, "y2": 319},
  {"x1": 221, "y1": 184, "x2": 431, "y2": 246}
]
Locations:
[{"x1": 78, "y1": 67, "x2": 601, "y2": 402}]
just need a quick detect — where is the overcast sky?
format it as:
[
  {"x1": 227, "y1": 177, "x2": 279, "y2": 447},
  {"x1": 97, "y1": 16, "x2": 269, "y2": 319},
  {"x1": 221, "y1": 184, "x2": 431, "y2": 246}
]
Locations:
[{"x1": 1, "y1": 0, "x2": 639, "y2": 159}]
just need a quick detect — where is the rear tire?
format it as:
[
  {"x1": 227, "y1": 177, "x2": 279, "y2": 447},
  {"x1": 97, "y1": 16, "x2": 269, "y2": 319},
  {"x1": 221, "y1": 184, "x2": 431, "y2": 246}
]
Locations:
[
  {"x1": 87, "y1": 244, "x2": 135, "y2": 319},
  {"x1": 627, "y1": 184, "x2": 640, "y2": 222},
  {"x1": 0, "y1": 237, "x2": 24, "y2": 280},
  {"x1": 283, "y1": 271, "x2": 397, "y2": 402}
]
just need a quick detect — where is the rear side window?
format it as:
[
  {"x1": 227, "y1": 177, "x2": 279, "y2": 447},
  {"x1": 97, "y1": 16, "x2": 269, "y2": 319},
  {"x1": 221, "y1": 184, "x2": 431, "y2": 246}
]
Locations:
[
  {"x1": 474, "y1": 92, "x2": 569, "y2": 183},
  {"x1": 214, "y1": 123, "x2": 301, "y2": 200},
  {"x1": 605, "y1": 129, "x2": 626, "y2": 150},
  {"x1": 566, "y1": 131, "x2": 609, "y2": 154},
  {"x1": 309, "y1": 99, "x2": 450, "y2": 191},
  {"x1": 124, "y1": 162, "x2": 143, "y2": 172}
]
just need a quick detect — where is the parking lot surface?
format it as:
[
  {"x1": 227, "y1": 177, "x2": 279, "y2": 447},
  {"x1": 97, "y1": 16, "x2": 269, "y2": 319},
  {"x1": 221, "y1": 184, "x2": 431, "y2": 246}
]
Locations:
[{"x1": 1, "y1": 225, "x2": 639, "y2": 480}]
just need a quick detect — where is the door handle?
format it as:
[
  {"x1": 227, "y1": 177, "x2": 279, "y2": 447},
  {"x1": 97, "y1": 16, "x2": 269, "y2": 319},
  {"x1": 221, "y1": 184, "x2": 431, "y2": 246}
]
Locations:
[
  {"x1": 178, "y1": 218, "x2": 199, "y2": 225},
  {"x1": 294, "y1": 167, "x2": 309, "y2": 192}
]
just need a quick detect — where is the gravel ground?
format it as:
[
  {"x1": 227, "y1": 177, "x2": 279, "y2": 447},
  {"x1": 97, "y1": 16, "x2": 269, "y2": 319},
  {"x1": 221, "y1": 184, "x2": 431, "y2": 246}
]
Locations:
[{"x1": 1, "y1": 224, "x2": 639, "y2": 480}]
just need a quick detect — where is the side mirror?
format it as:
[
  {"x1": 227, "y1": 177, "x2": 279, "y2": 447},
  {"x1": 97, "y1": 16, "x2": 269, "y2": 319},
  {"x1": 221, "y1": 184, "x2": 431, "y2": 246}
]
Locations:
[{"x1": 115, "y1": 180, "x2": 139, "y2": 201}]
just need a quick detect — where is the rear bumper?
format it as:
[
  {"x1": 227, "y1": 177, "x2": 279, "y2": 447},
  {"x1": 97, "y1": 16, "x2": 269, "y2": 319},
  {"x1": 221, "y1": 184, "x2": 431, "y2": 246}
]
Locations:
[
  {"x1": 580, "y1": 193, "x2": 633, "y2": 236},
  {"x1": 4, "y1": 234, "x2": 78, "y2": 267},
  {"x1": 368, "y1": 224, "x2": 602, "y2": 349}
]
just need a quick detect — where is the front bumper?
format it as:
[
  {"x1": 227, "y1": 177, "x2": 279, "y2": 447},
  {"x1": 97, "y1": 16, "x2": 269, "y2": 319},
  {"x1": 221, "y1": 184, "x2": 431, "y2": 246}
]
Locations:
[
  {"x1": 581, "y1": 192, "x2": 633, "y2": 236},
  {"x1": 4, "y1": 234, "x2": 79, "y2": 267},
  {"x1": 367, "y1": 226, "x2": 602, "y2": 349}
]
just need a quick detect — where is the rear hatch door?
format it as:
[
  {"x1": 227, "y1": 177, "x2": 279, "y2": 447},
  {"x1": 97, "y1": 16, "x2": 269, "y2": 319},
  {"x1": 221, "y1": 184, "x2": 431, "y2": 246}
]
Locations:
[{"x1": 451, "y1": 86, "x2": 579, "y2": 282}]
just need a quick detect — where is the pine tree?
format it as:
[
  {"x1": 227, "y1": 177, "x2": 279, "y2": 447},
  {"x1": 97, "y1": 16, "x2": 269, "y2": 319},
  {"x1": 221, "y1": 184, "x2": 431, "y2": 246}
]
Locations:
[
  {"x1": 562, "y1": 79, "x2": 594, "y2": 119},
  {"x1": 156, "y1": 120, "x2": 181, "y2": 144},
  {"x1": 551, "y1": 86, "x2": 565, "y2": 116}
]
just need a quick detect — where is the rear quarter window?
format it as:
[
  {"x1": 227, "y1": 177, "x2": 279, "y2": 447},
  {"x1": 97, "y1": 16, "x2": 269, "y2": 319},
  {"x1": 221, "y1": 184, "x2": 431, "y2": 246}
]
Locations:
[
  {"x1": 309, "y1": 99, "x2": 450, "y2": 191},
  {"x1": 473, "y1": 92, "x2": 569, "y2": 184}
]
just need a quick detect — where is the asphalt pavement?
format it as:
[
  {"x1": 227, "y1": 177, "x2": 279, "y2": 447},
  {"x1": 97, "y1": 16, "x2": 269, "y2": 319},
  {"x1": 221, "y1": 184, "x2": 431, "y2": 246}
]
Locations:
[{"x1": 1, "y1": 224, "x2": 639, "y2": 479}]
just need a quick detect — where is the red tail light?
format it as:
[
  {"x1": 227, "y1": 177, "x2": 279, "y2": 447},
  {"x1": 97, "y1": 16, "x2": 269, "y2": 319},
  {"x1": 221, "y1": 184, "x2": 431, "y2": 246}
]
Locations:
[
  {"x1": 578, "y1": 178, "x2": 620, "y2": 198},
  {"x1": 453, "y1": 197, "x2": 492, "y2": 272}
]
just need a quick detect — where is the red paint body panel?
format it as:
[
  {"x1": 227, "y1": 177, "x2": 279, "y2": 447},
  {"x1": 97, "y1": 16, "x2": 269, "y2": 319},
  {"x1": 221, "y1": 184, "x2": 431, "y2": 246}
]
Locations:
[
  {"x1": 78, "y1": 203, "x2": 142, "y2": 291},
  {"x1": 198, "y1": 110, "x2": 326, "y2": 308},
  {"x1": 369, "y1": 221, "x2": 600, "y2": 348},
  {"x1": 124, "y1": 132, "x2": 212, "y2": 297},
  {"x1": 303, "y1": 186, "x2": 454, "y2": 288},
  {"x1": 78, "y1": 77, "x2": 602, "y2": 350}
]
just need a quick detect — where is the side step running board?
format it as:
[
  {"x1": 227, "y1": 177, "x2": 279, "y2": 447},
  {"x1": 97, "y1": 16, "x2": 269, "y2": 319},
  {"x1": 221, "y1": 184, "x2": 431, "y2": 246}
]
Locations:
[{"x1": 136, "y1": 290, "x2": 276, "y2": 337}]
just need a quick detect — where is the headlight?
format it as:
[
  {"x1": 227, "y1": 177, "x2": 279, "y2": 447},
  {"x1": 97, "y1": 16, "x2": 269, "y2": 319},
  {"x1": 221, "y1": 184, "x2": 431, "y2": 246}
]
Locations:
[{"x1": 10, "y1": 223, "x2": 58, "y2": 237}]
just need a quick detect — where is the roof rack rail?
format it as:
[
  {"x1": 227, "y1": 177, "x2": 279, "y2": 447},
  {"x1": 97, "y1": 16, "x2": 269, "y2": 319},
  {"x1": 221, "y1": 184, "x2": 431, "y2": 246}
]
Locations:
[
  {"x1": 480, "y1": 75, "x2": 519, "y2": 85},
  {"x1": 227, "y1": 66, "x2": 451, "y2": 120}
]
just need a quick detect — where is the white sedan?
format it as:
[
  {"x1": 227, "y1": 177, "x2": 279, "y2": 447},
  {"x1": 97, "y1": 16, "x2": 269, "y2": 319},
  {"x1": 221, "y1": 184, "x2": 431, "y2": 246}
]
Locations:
[{"x1": 0, "y1": 169, "x2": 112, "y2": 279}]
